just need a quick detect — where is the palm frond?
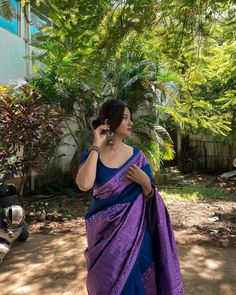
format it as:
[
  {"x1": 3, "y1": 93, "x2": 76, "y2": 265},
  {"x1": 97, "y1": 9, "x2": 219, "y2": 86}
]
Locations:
[
  {"x1": 160, "y1": 143, "x2": 175, "y2": 161},
  {"x1": 153, "y1": 125, "x2": 173, "y2": 142}
]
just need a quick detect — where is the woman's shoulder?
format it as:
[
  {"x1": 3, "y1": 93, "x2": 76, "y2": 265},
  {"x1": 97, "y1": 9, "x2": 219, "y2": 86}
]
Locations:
[
  {"x1": 125, "y1": 145, "x2": 150, "y2": 167},
  {"x1": 124, "y1": 145, "x2": 148, "y2": 159},
  {"x1": 129, "y1": 145, "x2": 143, "y2": 154},
  {"x1": 124, "y1": 144, "x2": 140, "y2": 154}
]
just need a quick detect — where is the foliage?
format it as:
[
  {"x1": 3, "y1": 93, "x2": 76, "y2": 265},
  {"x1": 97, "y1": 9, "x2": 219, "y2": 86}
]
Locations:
[
  {"x1": 99, "y1": 54, "x2": 176, "y2": 170},
  {"x1": 22, "y1": 0, "x2": 236, "y2": 170},
  {"x1": 0, "y1": 84, "x2": 64, "y2": 194},
  {"x1": 150, "y1": 6, "x2": 236, "y2": 137},
  {"x1": 31, "y1": 50, "x2": 176, "y2": 172},
  {"x1": 160, "y1": 38, "x2": 235, "y2": 137}
]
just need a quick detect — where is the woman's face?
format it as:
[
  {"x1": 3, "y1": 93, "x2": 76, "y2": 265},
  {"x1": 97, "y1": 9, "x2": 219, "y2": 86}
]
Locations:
[{"x1": 115, "y1": 107, "x2": 133, "y2": 136}]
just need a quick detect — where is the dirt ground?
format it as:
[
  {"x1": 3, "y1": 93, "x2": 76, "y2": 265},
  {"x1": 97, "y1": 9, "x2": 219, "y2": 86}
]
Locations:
[
  {"x1": 0, "y1": 232, "x2": 235, "y2": 295},
  {"x1": 0, "y1": 175, "x2": 235, "y2": 295}
]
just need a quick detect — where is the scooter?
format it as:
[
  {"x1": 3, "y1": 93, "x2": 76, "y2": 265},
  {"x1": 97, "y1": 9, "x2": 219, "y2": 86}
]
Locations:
[{"x1": 0, "y1": 172, "x2": 29, "y2": 262}]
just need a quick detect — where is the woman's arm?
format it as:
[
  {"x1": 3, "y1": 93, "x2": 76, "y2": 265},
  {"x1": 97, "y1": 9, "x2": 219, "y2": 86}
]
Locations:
[
  {"x1": 76, "y1": 124, "x2": 110, "y2": 191},
  {"x1": 141, "y1": 180, "x2": 152, "y2": 196},
  {"x1": 76, "y1": 149, "x2": 99, "y2": 191}
]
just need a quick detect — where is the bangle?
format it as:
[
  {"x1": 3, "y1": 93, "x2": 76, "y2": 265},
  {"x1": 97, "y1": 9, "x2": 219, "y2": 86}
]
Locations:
[
  {"x1": 144, "y1": 186, "x2": 155, "y2": 202},
  {"x1": 88, "y1": 145, "x2": 100, "y2": 156}
]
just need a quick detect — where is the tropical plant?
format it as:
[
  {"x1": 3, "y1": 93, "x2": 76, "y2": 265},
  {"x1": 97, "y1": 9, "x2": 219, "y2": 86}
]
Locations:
[
  {"x1": 31, "y1": 49, "x2": 176, "y2": 173},
  {"x1": 99, "y1": 54, "x2": 177, "y2": 171},
  {"x1": 23, "y1": 0, "x2": 235, "y2": 172},
  {"x1": 0, "y1": 84, "x2": 65, "y2": 195}
]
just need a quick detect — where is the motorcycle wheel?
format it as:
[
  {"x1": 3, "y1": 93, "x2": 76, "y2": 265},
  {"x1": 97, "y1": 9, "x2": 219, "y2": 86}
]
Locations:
[{"x1": 17, "y1": 222, "x2": 29, "y2": 241}]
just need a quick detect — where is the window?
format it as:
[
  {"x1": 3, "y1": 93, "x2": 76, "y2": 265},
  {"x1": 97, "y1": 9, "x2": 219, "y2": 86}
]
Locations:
[
  {"x1": 30, "y1": 6, "x2": 51, "y2": 41},
  {"x1": 0, "y1": 0, "x2": 19, "y2": 35}
]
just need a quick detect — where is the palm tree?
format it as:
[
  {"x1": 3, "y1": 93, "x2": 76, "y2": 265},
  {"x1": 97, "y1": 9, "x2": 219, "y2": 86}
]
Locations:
[{"x1": 101, "y1": 55, "x2": 175, "y2": 172}]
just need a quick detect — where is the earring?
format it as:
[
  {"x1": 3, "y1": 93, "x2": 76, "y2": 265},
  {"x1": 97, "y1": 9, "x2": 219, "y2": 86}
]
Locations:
[{"x1": 107, "y1": 130, "x2": 114, "y2": 145}]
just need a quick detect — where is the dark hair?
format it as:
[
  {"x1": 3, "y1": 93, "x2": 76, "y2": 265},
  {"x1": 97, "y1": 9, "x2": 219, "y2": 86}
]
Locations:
[{"x1": 91, "y1": 99, "x2": 132, "y2": 132}]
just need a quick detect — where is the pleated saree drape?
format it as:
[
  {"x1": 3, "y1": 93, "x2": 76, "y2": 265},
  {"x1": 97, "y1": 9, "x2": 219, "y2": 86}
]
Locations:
[{"x1": 79, "y1": 147, "x2": 184, "y2": 295}]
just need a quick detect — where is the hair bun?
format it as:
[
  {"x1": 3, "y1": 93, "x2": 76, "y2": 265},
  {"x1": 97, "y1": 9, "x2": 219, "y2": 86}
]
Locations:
[{"x1": 91, "y1": 117, "x2": 102, "y2": 129}]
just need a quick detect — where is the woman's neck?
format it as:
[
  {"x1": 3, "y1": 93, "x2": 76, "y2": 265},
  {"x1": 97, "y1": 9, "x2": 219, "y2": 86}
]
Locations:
[{"x1": 101, "y1": 135, "x2": 125, "y2": 152}]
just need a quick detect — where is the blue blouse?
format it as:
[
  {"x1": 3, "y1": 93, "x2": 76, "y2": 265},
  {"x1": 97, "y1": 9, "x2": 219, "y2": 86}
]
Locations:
[
  {"x1": 79, "y1": 146, "x2": 155, "y2": 187},
  {"x1": 79, "y1": 146, "x2": 140, "y2": 187}
]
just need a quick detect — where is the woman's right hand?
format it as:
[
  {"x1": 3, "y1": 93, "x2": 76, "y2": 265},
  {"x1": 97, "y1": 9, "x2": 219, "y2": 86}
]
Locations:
[{"x1": 93, "y1": 124, "x2": 110, "y2": 147}]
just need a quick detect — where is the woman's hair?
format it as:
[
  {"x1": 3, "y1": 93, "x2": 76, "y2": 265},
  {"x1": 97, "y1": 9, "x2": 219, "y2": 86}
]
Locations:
[{"x1": 91, "y1": 99, "x2": 132, "y2": 132}]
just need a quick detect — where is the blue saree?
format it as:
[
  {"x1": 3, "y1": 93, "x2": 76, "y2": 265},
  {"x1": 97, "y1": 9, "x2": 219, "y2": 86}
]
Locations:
[{"x1": 79, "y1": 146, "x2": 184, "y2": 295}]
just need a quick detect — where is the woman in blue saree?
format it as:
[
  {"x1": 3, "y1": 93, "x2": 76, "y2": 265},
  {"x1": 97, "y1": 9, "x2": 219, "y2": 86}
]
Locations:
[{"x1": 76, "y1": 100, "x2": 184, "y2": 295}]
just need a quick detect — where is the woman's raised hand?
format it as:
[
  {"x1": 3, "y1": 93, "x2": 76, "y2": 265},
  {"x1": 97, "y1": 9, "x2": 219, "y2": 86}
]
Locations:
[
  {"x1": 126, "y1": 164, "x2": 152, "y2": 196},
  {"x1": 93, "y1": 124, "x2": 110, "y2": 147},
  {"x1": 126, "y1": 164, "x2": 150, "y2": 187}
]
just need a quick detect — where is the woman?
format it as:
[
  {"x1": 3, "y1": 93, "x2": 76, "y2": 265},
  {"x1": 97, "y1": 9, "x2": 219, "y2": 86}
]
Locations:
[{"x1": 76, "y1": 99, "x2": 184, "y2": 295}]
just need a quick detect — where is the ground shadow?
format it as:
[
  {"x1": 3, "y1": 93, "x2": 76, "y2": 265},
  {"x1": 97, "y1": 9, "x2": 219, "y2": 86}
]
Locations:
[{"x1": 0, "y1": 232, "x2": 87, "y2": 295}]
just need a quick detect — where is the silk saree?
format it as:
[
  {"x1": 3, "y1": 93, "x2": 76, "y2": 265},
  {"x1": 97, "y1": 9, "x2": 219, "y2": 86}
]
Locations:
[{"x1": 79, "y1": 146, "x2": 184, "y2": 295}]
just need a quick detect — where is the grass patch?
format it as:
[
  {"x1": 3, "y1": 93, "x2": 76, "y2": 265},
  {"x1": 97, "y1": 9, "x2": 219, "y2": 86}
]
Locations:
[{"x1": 159, "y1": 186, "x2": 229, "y2": 202}]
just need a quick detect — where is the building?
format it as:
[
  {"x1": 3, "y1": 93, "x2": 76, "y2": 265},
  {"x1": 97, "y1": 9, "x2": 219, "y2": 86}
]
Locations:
[{"x1": 0, "y1": 0, "x2": 50, "y2": 84}]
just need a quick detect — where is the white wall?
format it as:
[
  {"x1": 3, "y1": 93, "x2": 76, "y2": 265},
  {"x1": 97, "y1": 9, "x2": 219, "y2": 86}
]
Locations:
[
  {"x1": 0, "y1": 27, "x2": 26, "y2": 84},
  {"x1": 58, "y1": 140, "x2": 77, "y2": 173},
  {"x1": 57, "y1": 121, "x2": 78, "y2": 173}
]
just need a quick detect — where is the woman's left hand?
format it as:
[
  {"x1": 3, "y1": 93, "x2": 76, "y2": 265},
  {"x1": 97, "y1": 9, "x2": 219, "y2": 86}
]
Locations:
[{"x1": 126, "y1": 164, "x2": 151, "y2": 194}]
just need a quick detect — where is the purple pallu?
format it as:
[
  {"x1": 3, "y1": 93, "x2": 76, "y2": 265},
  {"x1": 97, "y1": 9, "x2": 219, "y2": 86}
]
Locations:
[
  {"x1": 83, "y1": 148, "x2": 184, "y2": 295},
  {"x1": 146, "y1": 189, "x2": 184, "y2": 295}
]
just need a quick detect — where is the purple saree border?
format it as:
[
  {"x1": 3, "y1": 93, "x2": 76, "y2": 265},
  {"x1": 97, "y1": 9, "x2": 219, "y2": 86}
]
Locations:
[
  {"x1": 85, "y1": 202, "x2": 129, "y2": 225},
  {"x1": 148, "y1": 188, "x2": 184, "y2": 295},
  {"x1": 141, "y1": 262, "x2": 157, "y2": 295}
]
